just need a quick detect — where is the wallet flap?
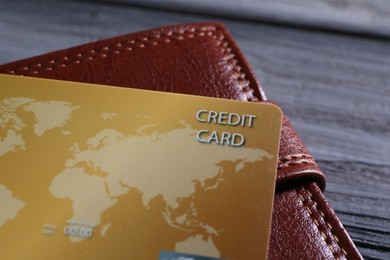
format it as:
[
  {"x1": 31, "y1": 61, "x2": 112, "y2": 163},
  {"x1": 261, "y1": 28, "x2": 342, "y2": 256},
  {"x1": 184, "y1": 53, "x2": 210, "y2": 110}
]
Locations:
[{"x1": 277, "y1": 116, "x2": 325, "y2": 190}]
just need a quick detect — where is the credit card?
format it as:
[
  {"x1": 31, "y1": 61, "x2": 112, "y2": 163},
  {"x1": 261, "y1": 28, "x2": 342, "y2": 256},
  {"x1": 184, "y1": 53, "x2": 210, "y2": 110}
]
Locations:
[{"x1": 0, "y1": 74, "x2": 282, "y2": 259}]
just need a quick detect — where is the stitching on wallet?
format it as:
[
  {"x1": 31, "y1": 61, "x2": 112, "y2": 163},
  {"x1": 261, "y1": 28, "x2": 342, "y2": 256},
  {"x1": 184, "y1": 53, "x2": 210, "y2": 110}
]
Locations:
[
  {"x1": 277, "y1": 159, "x2": 316, "y2": 170},
  {"x1": 277, "y1": 154, "x2": 316, "y2": 170},
  {"x1": 6, "y1": 26, "x2": 258, "y2": 102},
  {"x1": 296, "y1": 187, "x2": 348, "y2": 259},
  {"x1": 278, "y1": 154, "x2": 313, "y2": 163}
]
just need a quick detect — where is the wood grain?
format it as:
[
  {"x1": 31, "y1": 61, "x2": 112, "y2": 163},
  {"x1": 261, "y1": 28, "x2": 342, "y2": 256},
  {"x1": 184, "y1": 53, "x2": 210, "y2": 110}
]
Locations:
[
  {"x1": 0, "y1": 0, "x2": 389, "y2": 258},
  {"x1": 115, "y1": 0, "x2": 390, "y2": 38}
]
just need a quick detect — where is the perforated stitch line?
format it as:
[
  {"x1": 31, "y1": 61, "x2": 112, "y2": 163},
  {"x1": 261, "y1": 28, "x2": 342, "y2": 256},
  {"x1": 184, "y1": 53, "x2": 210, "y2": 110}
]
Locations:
[
  {"x1": 297, "y1": 188, "x2": 337, "y2": 258},
  {"x1": 278, "y1": 154, "x2": 313, "y2": 163},
  {"x1": 277, "y1": 159, "x2": 316, "y2": 170},
  {"x1": 8, "y1": 29, "x2": 216, "y2": 74},
  {"x1": 6, "y1": 26, "x2": 258, "y2": 102},
  {"x1": 306, "y1": 189, "x2": 349, "y2": 258},
  {"x1": 277, "y1": 154, "x2": 317, "y2": 170},
  {"x1": 215, "y1": 36, "x2": 258, "y2": 102},
  {"x1": 296, "y1": 187, "x2": 348, "y2": 259}
]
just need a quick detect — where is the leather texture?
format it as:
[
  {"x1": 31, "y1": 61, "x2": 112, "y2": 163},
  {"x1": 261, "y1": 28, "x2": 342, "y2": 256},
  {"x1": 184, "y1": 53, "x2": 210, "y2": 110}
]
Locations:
[{"x1": 0, "y1": 23, "x2": 362, "y2": 260}]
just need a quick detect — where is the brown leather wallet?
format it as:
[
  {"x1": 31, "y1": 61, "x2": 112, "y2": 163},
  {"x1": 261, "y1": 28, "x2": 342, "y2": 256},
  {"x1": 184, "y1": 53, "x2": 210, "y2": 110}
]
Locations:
[{"x1": 0, "y1": 23, "x2": 362, "y2": 259}]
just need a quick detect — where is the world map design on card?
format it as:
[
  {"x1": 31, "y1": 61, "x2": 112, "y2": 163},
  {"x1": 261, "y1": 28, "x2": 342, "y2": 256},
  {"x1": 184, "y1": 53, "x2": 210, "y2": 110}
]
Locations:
[{"x1": 0, "y1": 74, "x2": 282, "y2": 260}]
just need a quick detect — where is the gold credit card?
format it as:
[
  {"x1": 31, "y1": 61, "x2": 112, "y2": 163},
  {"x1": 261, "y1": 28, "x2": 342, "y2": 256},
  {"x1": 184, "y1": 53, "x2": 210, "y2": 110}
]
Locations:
[{"x1": 0, "y1": 74, "x2": 282, "y2": 260}]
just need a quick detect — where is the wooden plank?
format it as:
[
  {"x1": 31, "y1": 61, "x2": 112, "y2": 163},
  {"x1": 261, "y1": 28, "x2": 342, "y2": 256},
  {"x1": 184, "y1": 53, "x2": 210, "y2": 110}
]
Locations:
[
  {"x1": 322, "y1": 161, "x2": 390, "y2": 259},
  {"x1": 114, "y1": 0, "x2": 390, "y2": 38},
  {"x1": 0, "y1": 0, "x2": 389, "y2": 258}
]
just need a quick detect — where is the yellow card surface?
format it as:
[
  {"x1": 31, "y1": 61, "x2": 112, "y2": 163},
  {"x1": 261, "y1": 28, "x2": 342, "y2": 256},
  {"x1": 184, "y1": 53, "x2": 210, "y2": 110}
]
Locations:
[{"x1": 0, "y1": 74, "x2": 282, "y2": 260}]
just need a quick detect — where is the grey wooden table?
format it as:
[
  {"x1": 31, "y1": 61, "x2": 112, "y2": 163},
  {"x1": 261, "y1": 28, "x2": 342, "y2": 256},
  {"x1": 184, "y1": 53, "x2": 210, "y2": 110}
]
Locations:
[{"x1": 1, "y1": 0, "x2": 389, "y2": 259}]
